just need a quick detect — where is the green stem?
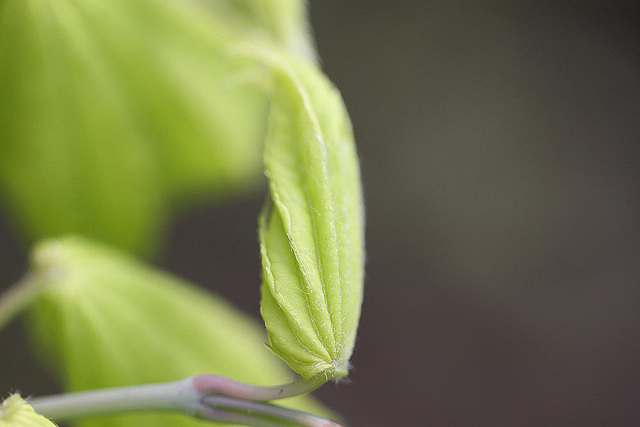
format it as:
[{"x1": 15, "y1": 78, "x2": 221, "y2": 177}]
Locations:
[
  {"x1": 0, "y1": 273, "x2": 43, "y2": 331},
  {"x1": 29, "y1": 375, "x2": 339, "y2": 427},
  {"x1": 30, "y1": 379, "x2": 200, "y2": 420}
]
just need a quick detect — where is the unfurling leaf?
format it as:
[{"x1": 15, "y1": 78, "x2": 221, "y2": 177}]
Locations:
[
  {"x1": 26, "y1": 237, "x2": 327, "y2": 427},
  {"x1": 0, "y1": 394, "x2": 57, "y2": 427},
  {"x1": 259, "y1": 57, "x2": 365, "y2": 379}
]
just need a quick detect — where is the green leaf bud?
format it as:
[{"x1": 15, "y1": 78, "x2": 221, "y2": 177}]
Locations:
[{"x1": 258, "y1": 56, "x2": 365, "y2": 379}]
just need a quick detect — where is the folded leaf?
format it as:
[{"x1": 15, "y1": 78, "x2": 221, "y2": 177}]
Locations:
[
  {"x1": 0, "y1": 394, "x2": 57, "y2": 427},
  {"x1": 27, "y1": 237, "x2": 327, "y2": 427},
  {"x1": 258, "y1": 57, "x2": 365, "y2": 379}
]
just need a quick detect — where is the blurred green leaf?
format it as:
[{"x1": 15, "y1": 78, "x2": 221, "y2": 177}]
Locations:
[
  {"x1": 230, "y1": 0, "x2": 316, "y2": 61},
  {"x1": 69, "y1": 0, "x2": 267, "y2": 203},
  {"x1": 0, "y1": 0, "x2": 165, "y2": 255},
  {"x1": 0, "y1": 0, "x2": 314, "y2": 256},
  {"x1": 0, "y1": 394, "x2": 57, "y2": 427},
  {"x1": 258, "y1": 56, "x2": 365, "y2": 379},
  {"x1": 26, "y1": 236, "x2": 327, "y2": 427}
]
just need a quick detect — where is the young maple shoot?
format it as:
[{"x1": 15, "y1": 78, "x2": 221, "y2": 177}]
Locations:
[
  {"x1": 0, "y1": 1, "x2": 364, "y2": 425},
  {"x1": 20, "y1": 57, "x2": 365, "y2": 426}
]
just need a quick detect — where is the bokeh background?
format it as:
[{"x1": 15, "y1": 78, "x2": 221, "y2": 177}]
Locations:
[{"x1": 1, "y1": 1, "x2": 639, "y2": 425}]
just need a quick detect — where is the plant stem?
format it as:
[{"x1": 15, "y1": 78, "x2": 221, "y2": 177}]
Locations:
[
  {"x1": 29, "y1": 375, "x2": 340, "y2": 427},
  {"x1": 191, "y1": 372, "x2": 329, "y2": 401},
  {"x1": 0, "y1": 274, "x2": 43, "y2": 331},
  {"x1": 200, "y1": 395, "x2": 341, "y2": 427},
  {"x1": 29, "y1": 378, "x2": 200, "y2": 420}
]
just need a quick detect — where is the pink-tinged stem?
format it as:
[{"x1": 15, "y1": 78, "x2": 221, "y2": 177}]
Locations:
[
  {"x1": 191, "y1": 373, "x2": 328, "y2": 402},
  {"x1": 200, "y1": 395, "x2": 341, "y2": 427}
]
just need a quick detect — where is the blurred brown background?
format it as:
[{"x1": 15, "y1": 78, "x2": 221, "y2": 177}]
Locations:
[{"x1": 1, "y1": 1, "x2": 639, "y2": 426}]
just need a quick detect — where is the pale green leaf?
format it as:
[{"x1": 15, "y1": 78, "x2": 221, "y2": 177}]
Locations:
[
  {"x1": 0, "y1": 0, "x2": 316, "y2": 255},
  {"x1": 26, "y1": 237, "x2": 328, "y2": 427},
  {"x1": 0, "y1": 394, "x2": 57, "y2": 427},
  {"x1": 229, "y1": 0, "x2": 316, "y2": 61},
  {"x1": 258, "y1": 57, "x2": 365, "y2": 379},
  {"x1": 63, "y1": 0, "x2": 268, "y2": 203},
  {"x1": 0, "y1": 0, "x2": 165, "y2": 255}
]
